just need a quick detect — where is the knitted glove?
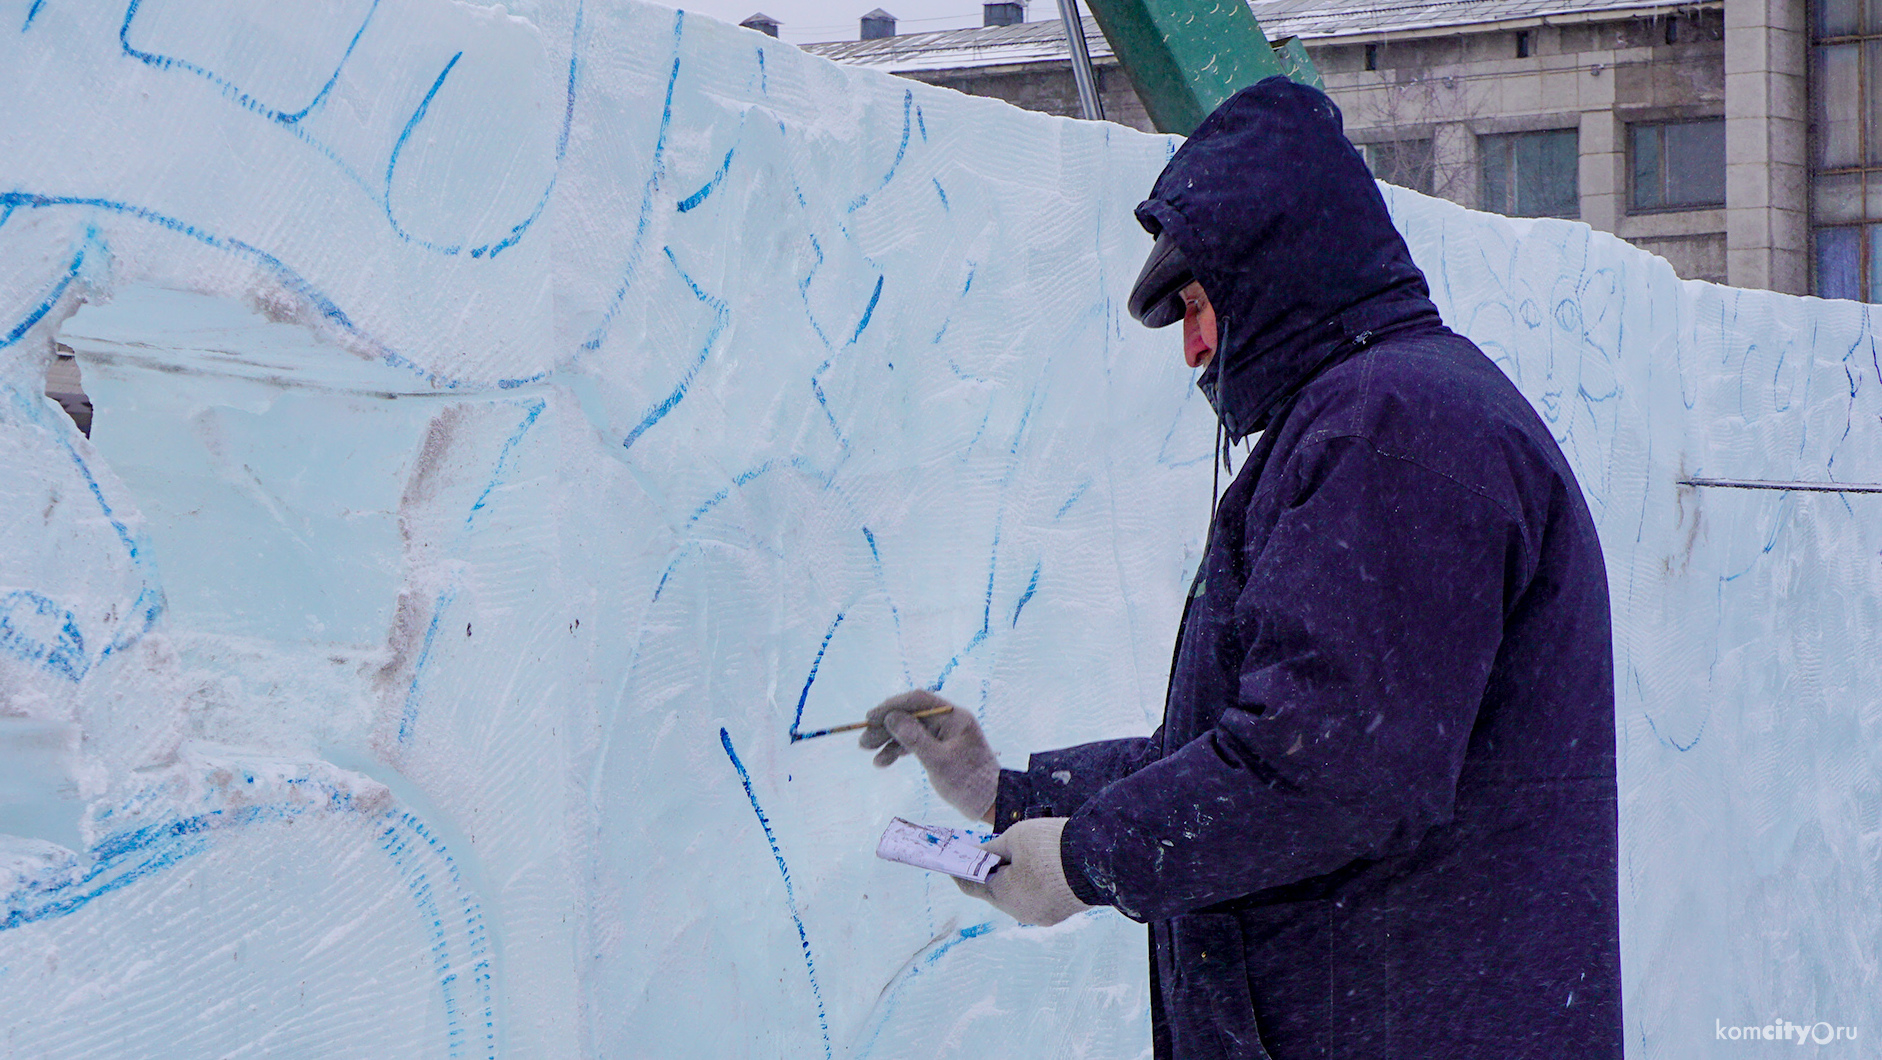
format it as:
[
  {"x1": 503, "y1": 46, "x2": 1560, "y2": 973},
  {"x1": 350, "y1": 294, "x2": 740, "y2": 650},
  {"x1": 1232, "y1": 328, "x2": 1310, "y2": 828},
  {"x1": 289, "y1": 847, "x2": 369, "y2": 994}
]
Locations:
[
  {"x1": 859, "y1": 691, "x2": 999, "y2": 825},
  {"x1": 955, "y1": 817, "x2": 1092, "y2": 927}
]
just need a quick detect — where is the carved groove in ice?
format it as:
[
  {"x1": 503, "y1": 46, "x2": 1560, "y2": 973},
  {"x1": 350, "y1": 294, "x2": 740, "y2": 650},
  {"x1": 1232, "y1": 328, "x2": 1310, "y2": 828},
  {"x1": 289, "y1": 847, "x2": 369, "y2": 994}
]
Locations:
[{"x1": 1, "y1": 2, "x2": 1877, "y2": 1058}]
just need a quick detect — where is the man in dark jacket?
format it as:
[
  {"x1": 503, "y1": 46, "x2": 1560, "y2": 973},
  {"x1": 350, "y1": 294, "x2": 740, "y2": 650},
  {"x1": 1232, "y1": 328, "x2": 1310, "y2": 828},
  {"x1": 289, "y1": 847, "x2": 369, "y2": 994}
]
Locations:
[{"x1": 862, "y1": 78, "x2": 1622, "y2": 1059}]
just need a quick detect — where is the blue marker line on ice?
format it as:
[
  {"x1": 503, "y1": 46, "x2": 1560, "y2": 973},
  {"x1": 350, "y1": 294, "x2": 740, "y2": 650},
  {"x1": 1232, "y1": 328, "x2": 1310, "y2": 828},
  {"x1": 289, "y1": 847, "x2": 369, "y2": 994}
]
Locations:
[
  {"x1": 2, "y1": 383, "x2": 166, "y2": 666},
  {"x1": 22, "y1": 0, "x2": 45, "y2": 30},
  {"x1": 467, "y1": 0, "x2": 586, "y2": 260},
  {"x1": 620, "y1": 246, "x2": 729, "y2": 450},
  {"x1": 2, "y1": 808, "x2": 240, "y2": 932},
  {"x1": 384, "y1": 52, "x2": 469, "y2": 253},
  {"x1": 859, "y1": 526, "x2": 914, "y2": 688},
  {"x1": 378, "y1": 809, "x2": 498, "y2": 1059},
  {"x1": 1, "y1": 785, "x2": 495, "y2": 1060},
  {"x1": 467, "y1": 399, "x2": 547, "y2": 529},
  {"x1": 929, "y1": 399, "x2": 1039, "y2": 689},
  {"x1": 1011, "y1": 563, "x2": 1040, "y2": 627},
  {"x1": 846, "y1": 90, "x2": 913, "y2": 214},
  {"x1": 983, "y1": 526, "x2": 1000, "y2": 630},
  {"x1": 397, "y1": 586, "x2": 458, "y2": 746},
  {"x1": 380, "y1": 815, "x2": 465, "y2": 1055},
  {"x1": 795, "y1": 231, "x2": 834, "y2": 349},
  {"x1": 801, "y1": 257, "x2": 885, "y2": 444},
  {"x1": 0, "y1": 773, "x2": 499, "y2": 1055},
  {"x1": 0, "y1": 223, "x2": 98, "y2": 349},
  {"x1": 852, "y1": 922, "x2": 997, "y2": 1059},
  {"x1": 119, "y1": 0, "x2": 382, "y2": 125},
  {"x1": 678, "y1": 146, "x2": 736, "y2": 212},
  {"x1": 1055, "y1": 481, "x2": 1091, "y2": 518},
  {"x1": 928, "y1": 522, "x2": 1011, "y2": 688},
  {"x1": 121, "y1": 0, "x2": 582, "y2": 259},
  {"x1": 1644, "y1": 707, "x2": 1706, "y2": 752},
  {"x1": 468, "y1": 0, "x2": 585, "y2": 260},
  {"x1": 584, "y1": 10, "x2": 683, "y2": 353},
  {"x1": 685, "y1": 457, "x2": 830, "y2": 528},
  {"x1": 788, "y1": 612, "x2": 847, "y2": 741},
  {"x1": 4, "y1": 780, "x2": 413, "y2": 928},
  {"x1": 849, "y1": 275, "x2": 884, "y2": 345},
  {"x1": 0, "y1": 193, "x2": 548, "y2": 390},
  {"x1": 0, "y1": 590, "x2": 89, "y2": 682},
  {"x1": 407, "y1": 395, "x2": 552, "y2": 741},
  {"x1": 1, "y1": 251, "x2": 78, "y2": 347},
  {"x1": 929, "y1": 629, "x2": 985, "y2": 693},
  {"x1": 720, "y1": 728, "x2": 833, "y2": 1059},
  {"x1": 109, "y1": 9, "x2": 405, "y2": 220}
]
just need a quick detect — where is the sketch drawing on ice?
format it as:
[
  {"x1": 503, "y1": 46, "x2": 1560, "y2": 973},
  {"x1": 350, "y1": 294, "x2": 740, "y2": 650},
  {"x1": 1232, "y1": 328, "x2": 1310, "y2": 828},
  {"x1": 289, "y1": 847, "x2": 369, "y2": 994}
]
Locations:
[{"x1": 0, "y1": 2, "x2": 1878, "y2": 1057}]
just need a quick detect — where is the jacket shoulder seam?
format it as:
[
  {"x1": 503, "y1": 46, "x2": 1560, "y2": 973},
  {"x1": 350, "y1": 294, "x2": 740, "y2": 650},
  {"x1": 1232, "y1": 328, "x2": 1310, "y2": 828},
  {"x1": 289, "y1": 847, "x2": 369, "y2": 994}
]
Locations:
[{"x1": 1293, "y1": 432, "x2": 1525, "y2": 527}]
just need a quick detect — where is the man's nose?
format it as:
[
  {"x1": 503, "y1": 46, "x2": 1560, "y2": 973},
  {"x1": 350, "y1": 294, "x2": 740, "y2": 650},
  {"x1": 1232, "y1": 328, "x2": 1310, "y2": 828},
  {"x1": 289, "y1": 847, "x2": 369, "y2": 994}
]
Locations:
[{"x1": 1184, "y1": 320, "x2": 1212, "y2": 369}]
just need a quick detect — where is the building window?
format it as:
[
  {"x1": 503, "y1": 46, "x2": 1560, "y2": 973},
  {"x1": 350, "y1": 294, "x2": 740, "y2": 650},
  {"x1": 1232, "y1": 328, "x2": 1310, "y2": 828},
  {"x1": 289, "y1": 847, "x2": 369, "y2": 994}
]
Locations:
[
  {"x1": 1516, "y1": 30, "x2": 1531, "y2": 58},
  {"x1": 1813, "y1": 225, "x2": 1882, "y2": 300},
  {"x1": 1630, "y1": 119, "x2": 1726, "y2": 212},
  {"x1": 1479, "y1": 129, "x2": 1580, "y2": 217},
  {"x1": 1810, "y1": 0, "x2": 1882, "y2": 297},
  {"x1": 1363, "y1": 139, "x2": 1436, "y2": 195}
]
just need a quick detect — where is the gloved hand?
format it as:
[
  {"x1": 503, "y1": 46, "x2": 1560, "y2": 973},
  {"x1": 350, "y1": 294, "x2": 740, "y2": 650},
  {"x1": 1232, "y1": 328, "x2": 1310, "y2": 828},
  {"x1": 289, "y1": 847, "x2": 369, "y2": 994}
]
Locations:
[
  {"x1": 859, "y1": 690, "x2": 999, "y2": 825},
  {"x1": 956, "y1": 817, "x2": 1092, "y2": 927}
]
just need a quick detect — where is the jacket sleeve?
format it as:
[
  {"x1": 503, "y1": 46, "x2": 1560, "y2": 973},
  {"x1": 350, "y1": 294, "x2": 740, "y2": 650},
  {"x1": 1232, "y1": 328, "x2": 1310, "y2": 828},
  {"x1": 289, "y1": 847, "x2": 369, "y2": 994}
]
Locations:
[
  {"x1": 1060, "y1": 434, "x2": 1528, "y2": 922},
  {"x1": 993, "y1": 731, "x2": 1164, "y2": 830}
]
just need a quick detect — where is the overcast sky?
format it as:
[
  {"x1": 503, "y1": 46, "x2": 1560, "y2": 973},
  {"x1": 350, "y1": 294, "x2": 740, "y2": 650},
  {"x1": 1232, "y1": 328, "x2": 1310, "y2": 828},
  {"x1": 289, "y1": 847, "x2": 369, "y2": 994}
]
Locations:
[{"x1": 645, "y1": 0, "x2": 1063, "y2": 44}]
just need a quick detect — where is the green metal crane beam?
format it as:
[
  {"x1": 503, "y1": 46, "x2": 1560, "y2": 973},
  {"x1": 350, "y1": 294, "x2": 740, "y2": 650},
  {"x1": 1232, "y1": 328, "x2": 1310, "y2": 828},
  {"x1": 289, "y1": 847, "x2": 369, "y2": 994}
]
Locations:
[
  {"x1": 1269, "y1": 35, "x2": 1325, "y2": 93},
  {"x1": 1082, "y1": 0, "x2": 1321, "y2": 135}
]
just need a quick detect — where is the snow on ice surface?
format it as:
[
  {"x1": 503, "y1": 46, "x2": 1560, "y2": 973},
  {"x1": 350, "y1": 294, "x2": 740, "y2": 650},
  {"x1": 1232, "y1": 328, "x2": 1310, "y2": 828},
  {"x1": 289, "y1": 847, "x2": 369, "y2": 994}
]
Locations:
[{"x1": 0, "y1": 1, "x2": 1877, "y2": 1057}]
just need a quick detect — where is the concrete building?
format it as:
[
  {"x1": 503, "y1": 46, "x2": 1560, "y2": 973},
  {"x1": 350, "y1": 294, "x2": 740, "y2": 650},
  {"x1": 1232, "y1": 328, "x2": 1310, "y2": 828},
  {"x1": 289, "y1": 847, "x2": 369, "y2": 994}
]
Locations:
[
  {"x1": 803, "y1": 1, "x2": 1819, "y2": 296},
  {"x1": 806, "y1": 13, "x2": 1159, "y2": 132}
]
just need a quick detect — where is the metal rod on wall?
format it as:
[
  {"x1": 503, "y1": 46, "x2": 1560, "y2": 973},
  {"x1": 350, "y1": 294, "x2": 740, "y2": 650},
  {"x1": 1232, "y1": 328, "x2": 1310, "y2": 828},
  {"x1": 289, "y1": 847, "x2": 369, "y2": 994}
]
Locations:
[
  {"x1": 1680, "y1": 478, "x2": 1882, "y2": 493},
  {"x1": 1056, "y1": 0, "x2": 1106, "y2": 122}
]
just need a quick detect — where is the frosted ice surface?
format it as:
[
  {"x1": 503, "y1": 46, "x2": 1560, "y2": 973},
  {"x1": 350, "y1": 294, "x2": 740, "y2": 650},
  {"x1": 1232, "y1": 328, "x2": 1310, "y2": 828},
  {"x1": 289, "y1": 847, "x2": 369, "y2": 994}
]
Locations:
[{"x1": 0, "y1": 2, "x2": 1877, "y2": 1057}]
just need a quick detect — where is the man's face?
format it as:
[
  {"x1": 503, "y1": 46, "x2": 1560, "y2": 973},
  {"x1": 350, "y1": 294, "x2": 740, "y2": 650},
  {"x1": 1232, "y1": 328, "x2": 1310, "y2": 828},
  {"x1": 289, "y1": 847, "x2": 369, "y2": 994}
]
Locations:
[{"x1": 1181, "y1": 281, "x2": 1218, "y2": 370}]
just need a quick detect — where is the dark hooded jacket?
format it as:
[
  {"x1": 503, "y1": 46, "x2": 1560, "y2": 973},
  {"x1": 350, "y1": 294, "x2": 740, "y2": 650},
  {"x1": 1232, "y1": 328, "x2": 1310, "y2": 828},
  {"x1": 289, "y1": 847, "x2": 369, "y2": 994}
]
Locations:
[{"x1": 993, "y1": 79, "x2": 1621, "y2": 1059}]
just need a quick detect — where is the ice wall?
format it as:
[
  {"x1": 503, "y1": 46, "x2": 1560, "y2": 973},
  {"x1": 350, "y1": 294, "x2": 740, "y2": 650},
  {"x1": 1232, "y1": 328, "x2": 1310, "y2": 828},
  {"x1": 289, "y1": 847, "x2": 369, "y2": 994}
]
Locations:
[{"x1": 0, "y1": 2, "x2": 1876, "y2": 1057}]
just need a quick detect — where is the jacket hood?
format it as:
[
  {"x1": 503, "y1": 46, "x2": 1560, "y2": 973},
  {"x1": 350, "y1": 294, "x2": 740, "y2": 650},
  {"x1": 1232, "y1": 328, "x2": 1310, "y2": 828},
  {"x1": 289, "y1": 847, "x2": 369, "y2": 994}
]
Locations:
[{"x1": 1135, "y1": 78, "x2": 1442, "y2": 439}]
